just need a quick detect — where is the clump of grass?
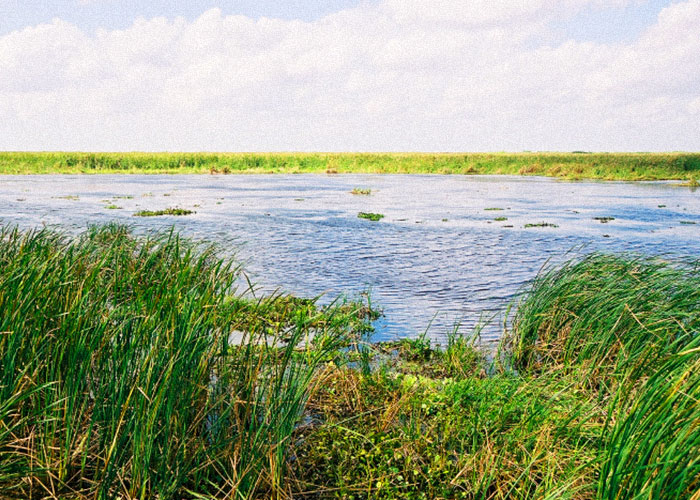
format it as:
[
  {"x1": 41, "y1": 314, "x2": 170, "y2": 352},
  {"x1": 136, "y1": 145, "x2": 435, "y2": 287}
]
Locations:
[
  {"x1": 506, "y1": 253, "x2": 700, "y2": 386},
  {"x1": 105, "y1": 204, "x2": 121, "y2": 210},
  {"x1": 594, "y1": 217, "x2": 615, "y2": 223},
  {"x1": 53, "y1": 195, "x2": 79, "y2": 200},
  {"x1": 133, "y1": 207, "x2": 194, "y2": 217},
  {"x1": 680, "y1": 220, "x2": 697, "y2": 225},
  {"x1": 484, "y1": 207, "x2": 505, "y2": 211},
  {"x1": 494, "y1": 217, "x2": 508, "y2": 221},
  {"x1": 0, "y1": 225, "x2": 373, "y2": 499},
  {"x1": 113, "y1": 195, "x2": 134, "y2": 200},
  {"x1": 503, "y1": 253, "x2": 700, "y2": 499},
  {"x1": 524, "y1": 222, "x2": 559, "y2": 228},
  {"x1": 358, "y1": 212, "x2": 384, "y2": 221},
  {"x1": 351, "y1": 188, "x2": 372, "y2": 195},
  {"x1": 599, "y1": 339, "x2": 700, "y2": 499}
]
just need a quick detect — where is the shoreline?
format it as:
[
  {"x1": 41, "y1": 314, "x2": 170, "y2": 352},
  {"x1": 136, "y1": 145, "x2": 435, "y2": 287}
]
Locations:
[
  {"x1": 1, "y1": 225, "x2": 698, "y2": 498},
  {"x1": 1, "y1": 151, "x2": 699, "y2": 181}
]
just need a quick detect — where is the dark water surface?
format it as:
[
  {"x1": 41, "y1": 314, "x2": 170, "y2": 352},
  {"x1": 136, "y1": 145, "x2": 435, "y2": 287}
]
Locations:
[{"x1": 1, "y1": 174, "x2": 698, "y2": 342}]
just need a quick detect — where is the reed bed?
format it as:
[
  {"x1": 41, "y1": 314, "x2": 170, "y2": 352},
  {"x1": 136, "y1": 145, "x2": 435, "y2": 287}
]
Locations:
[
  {"x1": 1, "y1": 226, "x2": 698, "y2": 499},
  {"x1": 0, "y1": 225, "x2": 370, "y2": 499},
  {"x1": 1, "y1": 152, "x2": 699, "y2": 181},
  {"x1": 505, "y1": 254, "x2": 700, "y2": 500}
]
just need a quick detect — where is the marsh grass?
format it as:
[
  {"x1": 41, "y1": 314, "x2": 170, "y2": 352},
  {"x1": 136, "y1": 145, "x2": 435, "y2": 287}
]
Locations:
[
  {"x1": 133, "y1": 207, "x2": 194, "y2": 217},
  {"x1": 1, "y1": 226, "x2": 697, "y2": 499},
  {"x1": 292, "y1": 253, "x2": 700, "y2": 499},
  {"x1": 351, "y1": 188, "x2": 372, "y2": 195},
  {"x1": 504, "y1": 253, "x2": 700, "y2": 499},
  {"x1": 0, "y1": 225, "x2": 373, "y2": 499},
  {"x1": 2, "y1": 152, "x2": 699, "y2": 181}
]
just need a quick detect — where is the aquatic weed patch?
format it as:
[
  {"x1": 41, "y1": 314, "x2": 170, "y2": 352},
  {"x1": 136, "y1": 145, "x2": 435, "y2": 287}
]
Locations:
[
  {"x1": 524, "y1": 222, "x2": 559, "y2": 228},
  {"x1": 133, "y1": 207, "x2": 195, "y2": 217},
  {"x1": 358, "y1": 212, "x2": 384, "y2": 221}
]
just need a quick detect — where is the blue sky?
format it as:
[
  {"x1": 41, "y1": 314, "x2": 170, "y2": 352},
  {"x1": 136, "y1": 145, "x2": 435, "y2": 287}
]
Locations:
[
  {"x1": 0, "y1": 1, "x2": 679, "y2": 43},
  {"x1": 1, "y1": 0, "x2": 698, "y2": 151},
  {"x1": 1, "y1": 1, "x2": 367, "y2": 34}
]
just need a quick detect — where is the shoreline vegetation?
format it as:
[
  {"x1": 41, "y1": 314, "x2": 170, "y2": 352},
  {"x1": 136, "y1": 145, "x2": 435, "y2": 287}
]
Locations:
[
  {"x1": 1, "y1": 152, "x2": 700, "y2": 181},
  {"x1": 1, "y1": 225, "x2": 699, "y2": 499}
]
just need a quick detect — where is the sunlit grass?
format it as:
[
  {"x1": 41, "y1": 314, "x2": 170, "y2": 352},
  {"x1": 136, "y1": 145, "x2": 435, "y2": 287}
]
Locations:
[
  {"x1": 1, "y1": 226, "x2": 697, "y2": 498},
  {"x1": 1, "y1": 152, "x2": 699, "y2": 181}
]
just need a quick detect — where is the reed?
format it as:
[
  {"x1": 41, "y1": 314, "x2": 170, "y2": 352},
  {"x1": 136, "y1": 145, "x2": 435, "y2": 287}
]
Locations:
[
  {"x1": 0, "y1": 224, "x2": 370, "y2": 499},
  {"x1": 1, "y1": 152, "x2": 699, "y2": 181},
  {"x1": 2, "y1": 226, "x2": 698, "y2": 498},
  {"x1": 506, "y1": 254, "x2": 699, "y2": 388},
  {"x1": 505, "y1": 253, "x2": 700, "y2": 500}
]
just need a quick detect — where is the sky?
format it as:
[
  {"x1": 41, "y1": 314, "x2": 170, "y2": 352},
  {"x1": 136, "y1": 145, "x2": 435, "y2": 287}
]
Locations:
[{"x1": 0, "y1": 0, "x2": 698, "y2": 152}]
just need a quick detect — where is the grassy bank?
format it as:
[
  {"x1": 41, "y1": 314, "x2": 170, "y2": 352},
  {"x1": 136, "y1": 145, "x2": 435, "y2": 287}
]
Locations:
[
  {"x1": 1, "y1": 152, "x2": 700, "y2": 181},
  {"x1": 1, "y1": 226, "x2": 698, "y2": 499}
]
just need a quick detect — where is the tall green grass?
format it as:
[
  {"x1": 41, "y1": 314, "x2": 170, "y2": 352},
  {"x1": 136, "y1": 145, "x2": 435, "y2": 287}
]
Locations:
[
  {"x1": 506, "y1": 253, "x2": 700, "y2": 500},
  {"x1": 1, "y1": 152, "x2": 699, "y2": 180},
  {"x1": 2, "y1": 226, "x2": 698, "y2": 498},
  {"x1": 0, "y1": 225, "x2": 367, "y2": 499}
]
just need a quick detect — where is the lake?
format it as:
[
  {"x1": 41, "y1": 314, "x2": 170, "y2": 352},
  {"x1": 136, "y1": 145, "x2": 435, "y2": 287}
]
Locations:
[{"x1": 1, "y1": 174, "x2": 698, "y2": 342}]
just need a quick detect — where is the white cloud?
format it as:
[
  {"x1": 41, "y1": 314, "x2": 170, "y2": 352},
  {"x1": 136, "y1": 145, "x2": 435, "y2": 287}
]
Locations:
[{"x1": 0, "y1": 0, "x2": 698, "y2": 151}]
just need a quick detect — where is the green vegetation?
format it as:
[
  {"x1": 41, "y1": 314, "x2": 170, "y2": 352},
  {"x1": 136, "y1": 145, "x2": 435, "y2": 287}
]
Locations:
[
  {"x1": 105, "y1": 204, "x2": 121, "y2": 210},
  {"x1": 1, "y1": 152, "x2": 700, "y2": 180},
  {"x1": 351, "y1": 188, "x2": 372, "y2": 195},
  {"x1": 494, "y1": 217, "x2": 508, "y2": 221},
  {"x1": 133, "y1": 207, "x2": 194, "y2": 217},
  {"x1": 524, "y1": 222, "x2": 559, "y2": 228},
  {"x1": 0, "y1": 225, "x2": 374, "y2": 499},
  {"x1": 358, "y1": 212, "x2": 384, "y2": 221},
  {"x1": 1, "y1": 227, "x2": 698, "y2": 499}
]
